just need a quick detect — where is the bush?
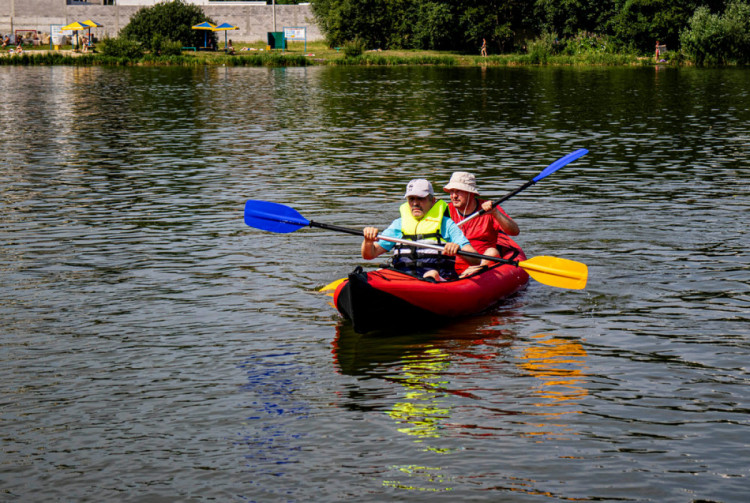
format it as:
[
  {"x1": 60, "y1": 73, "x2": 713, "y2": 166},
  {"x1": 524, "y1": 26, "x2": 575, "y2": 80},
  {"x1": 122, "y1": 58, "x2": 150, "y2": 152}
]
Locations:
[
  {"x1": 526, "y1": 32, "x2": 562, "y2": 63},
  {"x1": 151, "y1": 33, "x2": 165, "y2": 54},
  {"x1": 99, "y1": 36, "x2": 145, "y2": 59},
  {"x1": 564, "y1": 31, "x2": 611, "y2": 55},
  {"x1": 162, "y1": 40, "x2": 184, "y2": 56},
  {"x1": 661, "y1": 50, "x2": 686, "y2": 64},
  {"x1": 120, "y1": 0, "x2": 214, "y2": 51},
  {"x1": 343, "y1": 37, "x2": 365, "y2": 57},
  {"x1": 150, "y1": 33, "x2": 183, "y2": 56},
  {"x1": 681, "y1": 1, "x2": 750, "y2": 65}
]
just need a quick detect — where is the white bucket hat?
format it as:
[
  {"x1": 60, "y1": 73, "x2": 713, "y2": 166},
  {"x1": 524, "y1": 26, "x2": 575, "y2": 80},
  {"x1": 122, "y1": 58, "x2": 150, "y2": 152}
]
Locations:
[
  {"x1": 404, "y1": 179, "x2": 434, "y2": 198},
  {"x1": 443, "y1": 172, "x2": 478, "y2": 194}
]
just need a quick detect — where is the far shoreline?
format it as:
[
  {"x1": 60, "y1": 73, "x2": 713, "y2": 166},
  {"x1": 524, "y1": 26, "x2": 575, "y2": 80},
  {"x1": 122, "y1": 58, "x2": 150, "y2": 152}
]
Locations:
[{"x1": 0, "y1": 42, "x2": 701, "y2": 68}]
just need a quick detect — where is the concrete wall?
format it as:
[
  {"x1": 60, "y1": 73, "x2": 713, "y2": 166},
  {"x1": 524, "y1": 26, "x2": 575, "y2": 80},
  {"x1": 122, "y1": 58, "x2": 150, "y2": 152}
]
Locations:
[{"x1": 0, "y1": 1, "x2": 322, "y2": 43}]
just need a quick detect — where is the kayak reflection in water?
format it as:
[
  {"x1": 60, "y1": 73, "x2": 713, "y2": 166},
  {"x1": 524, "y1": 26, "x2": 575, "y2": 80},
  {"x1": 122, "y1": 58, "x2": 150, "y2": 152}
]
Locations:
[
  {"x1": 361, "y1": 179, "x2": 479, "y2": 282},
  {"x1": 444, "y1": 171, "x2": 522, "y2": 277}
]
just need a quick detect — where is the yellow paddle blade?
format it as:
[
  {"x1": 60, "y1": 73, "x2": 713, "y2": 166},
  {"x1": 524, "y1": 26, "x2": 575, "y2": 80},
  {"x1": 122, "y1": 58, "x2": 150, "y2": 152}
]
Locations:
[
  {"x1": 319, "y1": 277, "x2": 347, "y2": 293},
  {"x1": 518, "y1": 256, "x2": 588, "y2": 290}
]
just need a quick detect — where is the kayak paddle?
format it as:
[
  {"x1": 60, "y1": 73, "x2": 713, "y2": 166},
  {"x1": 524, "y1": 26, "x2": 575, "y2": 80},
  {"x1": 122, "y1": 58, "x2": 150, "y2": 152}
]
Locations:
[
  {"x1": 456, "y1": 148, "x2": 588, "y2": 226},
  {"x1": 320, "y1": 277, "x2": 347, "y2": 295},
  {"x1": 244, "y1": 200, "x2": 588, "y2": 290}
]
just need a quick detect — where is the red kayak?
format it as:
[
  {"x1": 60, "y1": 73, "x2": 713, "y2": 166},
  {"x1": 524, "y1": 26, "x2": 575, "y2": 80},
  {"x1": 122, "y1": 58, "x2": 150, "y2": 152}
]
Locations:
[
  {"x1": 241, "y1": 201, "x2": 586, "y2": 334},
  {"x1": 333, "y1": 250, "x2": 529, "y2": 334}
]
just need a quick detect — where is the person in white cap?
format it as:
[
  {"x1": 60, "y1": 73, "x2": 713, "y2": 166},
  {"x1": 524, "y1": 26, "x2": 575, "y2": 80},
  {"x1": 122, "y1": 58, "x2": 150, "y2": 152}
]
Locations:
[
  {"x1": 443, "y1": 172, "x2": 520, "y2": 277},
  {"x1": 361, "y1": 179, "x2": 479, "y2": 281}
]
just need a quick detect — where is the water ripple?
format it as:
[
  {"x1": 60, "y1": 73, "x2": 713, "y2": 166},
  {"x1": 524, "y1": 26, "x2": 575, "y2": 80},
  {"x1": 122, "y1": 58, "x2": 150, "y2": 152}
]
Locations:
[{"x1": 1, "y1": 65, "x2": 749, "y2": 502}]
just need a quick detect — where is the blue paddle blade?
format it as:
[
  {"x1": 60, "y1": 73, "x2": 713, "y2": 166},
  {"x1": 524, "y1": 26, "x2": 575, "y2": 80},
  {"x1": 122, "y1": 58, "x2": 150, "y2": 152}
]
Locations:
[
  {"x1": 533, "y1": 148, "x2": 588, "y2": 182},
  {"x1": 244, "y1": 200, "x2": 310, "y2": 233}
]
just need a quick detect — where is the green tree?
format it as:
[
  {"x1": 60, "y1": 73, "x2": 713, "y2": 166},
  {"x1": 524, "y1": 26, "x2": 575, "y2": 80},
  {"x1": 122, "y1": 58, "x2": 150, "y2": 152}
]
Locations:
[
  {"x1": 458, "y1": 1, "x2": 531, "y2": 53},
  {"x1": 607, "y1": 0, "x2": 728, "y2": 53},
  {"x1": 533, "y1": 0, "x2": 615, "y2": 38},
  {"x1": 311, "y1": 0, "x2": 384, "y2": 48},
  {"x1": 120, "y1": 0, "x2": 215, "y2": 51},
  {"x1": 723, "y1": 0, "x2": 750, "y2": 61},
  {"x1": 312, "y1": 0, "x2": 532, "y2": 52},
  {"x1": 681, "y1": 0, "x2": 750, "y2": 64},
  {"x1": 311, "y1": 0, "x2": 746, "y2": 59},
  {"x1": 412, "y1": 2, "x2": 455, "y2": 50}
]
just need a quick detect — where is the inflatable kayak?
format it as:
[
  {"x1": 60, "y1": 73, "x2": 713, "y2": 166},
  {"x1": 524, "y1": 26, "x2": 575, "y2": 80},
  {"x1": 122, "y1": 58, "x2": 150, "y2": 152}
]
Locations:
[
  {"x1": 241, "y1": 200, "x2": 588, "y2": 334},
  {"x1": 332, "y1": 250, "x2": 529, "y2": 334}
]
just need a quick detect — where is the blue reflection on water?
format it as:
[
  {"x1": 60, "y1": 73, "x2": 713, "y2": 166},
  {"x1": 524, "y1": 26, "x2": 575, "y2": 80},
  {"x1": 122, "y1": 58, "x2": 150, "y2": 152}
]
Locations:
[{"x1": 236, "y1": 349, "x2": 310, "y2": 488}]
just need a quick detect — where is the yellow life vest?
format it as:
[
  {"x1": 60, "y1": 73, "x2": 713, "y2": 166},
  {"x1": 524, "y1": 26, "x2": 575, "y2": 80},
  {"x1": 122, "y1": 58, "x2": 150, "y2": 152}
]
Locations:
[
  {"x1": 399, "y1": 198, "x2": 449, "y2": 243},
  {"x1": 393, "y1": 199, "x2": 456, "y2": 278}
]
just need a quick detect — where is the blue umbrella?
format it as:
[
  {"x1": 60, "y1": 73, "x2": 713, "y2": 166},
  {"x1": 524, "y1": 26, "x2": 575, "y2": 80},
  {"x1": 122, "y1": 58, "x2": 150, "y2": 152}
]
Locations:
[
  {"x1": 213, "y1": 22, "x2": 239, "y2": 53},
  {"x1": 191, "y1": 22, "x2": 215, "y2": 48}
]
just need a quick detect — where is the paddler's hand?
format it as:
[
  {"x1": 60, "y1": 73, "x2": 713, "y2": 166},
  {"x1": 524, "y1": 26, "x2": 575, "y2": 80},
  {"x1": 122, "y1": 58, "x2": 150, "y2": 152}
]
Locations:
[
  {"x1": 442, "y1": 242, "x2": 460, "y2": 256},
  {"x1": 363, "y1": 227, "x2": 379, "y2": 242},
  {"x1": 361, "y1": 227, "x2": 385, "y2": 261},
  {"x1": 481, "y1": 200, "x2": 497, "y2": 215}
]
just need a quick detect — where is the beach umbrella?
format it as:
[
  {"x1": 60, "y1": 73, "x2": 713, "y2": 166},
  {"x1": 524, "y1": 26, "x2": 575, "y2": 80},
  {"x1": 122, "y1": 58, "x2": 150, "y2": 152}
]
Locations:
[
  {"x1": 191, "y1": 22, "x2": 216, "y2": 48},
  {"x1": 81, "y1": 19, "x2": 103, "y2": 43},
  {"x1": 61, "y1": 21, "x2": 86, "y2": 31},
  {"x1": 213, "y1": 22, "x2": 239, "y2": 52},
  {"x1": 61, "y1": 21, "x2": 86, "y2": 49}
]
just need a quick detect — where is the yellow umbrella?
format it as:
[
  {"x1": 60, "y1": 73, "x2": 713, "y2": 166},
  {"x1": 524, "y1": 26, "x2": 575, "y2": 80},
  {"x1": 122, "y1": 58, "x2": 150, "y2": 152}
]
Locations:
[
  {"x1": 81, "y1": 20, "x2": 103, "y2": 46},
  {"x1": 61, "y1": 21, "x2": 86, "y2": 31},
  {"x1": 82, "y1": 20, "x2": 103, "y2": 29},
  {"x1": 61, "y1": 22, "x2": 86, "y2": 50}
]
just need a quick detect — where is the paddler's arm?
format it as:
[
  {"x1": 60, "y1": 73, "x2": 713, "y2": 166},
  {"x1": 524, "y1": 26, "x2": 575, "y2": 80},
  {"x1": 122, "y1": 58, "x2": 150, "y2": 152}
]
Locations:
[
  {"x1": 482, "y1": 200, "x2": 519, "y2": 236},
  {"x1": 362, "y1": 226, "x2": 387, "y2": 260}
]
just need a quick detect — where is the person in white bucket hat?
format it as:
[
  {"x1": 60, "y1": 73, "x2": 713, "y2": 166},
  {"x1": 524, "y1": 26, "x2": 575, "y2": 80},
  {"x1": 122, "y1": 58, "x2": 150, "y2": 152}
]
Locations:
[
  {"x1": 443, "y1": 172, "x2": 521, "y2": 277},
  {"x1": 361, "y1": 179, "x2": 479, "y2": 282}
]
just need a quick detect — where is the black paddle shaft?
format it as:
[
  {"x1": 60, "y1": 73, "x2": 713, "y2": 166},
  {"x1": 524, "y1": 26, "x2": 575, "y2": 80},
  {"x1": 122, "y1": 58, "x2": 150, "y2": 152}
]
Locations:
[
  {"x1": 309, "y1": 220, "x2": 364, "y2": 237},
  {"x1": 474, "y1": 179, "x2": 536, "y2": 218},
  {"x1": 309, "y1": 220, "x2": 519, "y2": 266}
]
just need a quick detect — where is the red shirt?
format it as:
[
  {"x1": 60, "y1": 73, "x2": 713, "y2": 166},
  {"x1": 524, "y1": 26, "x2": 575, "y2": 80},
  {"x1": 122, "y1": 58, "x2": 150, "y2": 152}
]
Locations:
[{"x1": 448, "y1": 199, "x2": 521, "y2": 274}]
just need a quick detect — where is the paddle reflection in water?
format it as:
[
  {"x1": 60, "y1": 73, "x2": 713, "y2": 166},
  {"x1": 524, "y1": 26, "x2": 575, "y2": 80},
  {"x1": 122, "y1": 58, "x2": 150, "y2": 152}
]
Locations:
[
  {"x1": 235, "y1": 349, "x2": 311, "y2": 497},
  {"x1": 517, "y1": 334, "x2": 589, "y2": 439},
  {"x1": 331, "y1": 308, "x2": 588, "y2": 494}
]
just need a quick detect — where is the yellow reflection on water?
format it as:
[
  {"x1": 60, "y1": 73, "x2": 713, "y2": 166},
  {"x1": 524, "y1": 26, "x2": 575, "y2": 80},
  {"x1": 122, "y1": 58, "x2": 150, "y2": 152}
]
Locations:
[
  {"x1": 382, "y1": 465, "x2": 453, "y2": 492},
  {"x1": 387, "y1": 348, "x2": 451, "y2": 440},
  {"x1": 385, "y1": 347, "x2": 454, "y2": 491},
  {"x1": 520, "y1": 334, "x2": 588, "y2": 411},
  {"x1": 517, "y1": 334, "x2": 589, "y2": 442}
]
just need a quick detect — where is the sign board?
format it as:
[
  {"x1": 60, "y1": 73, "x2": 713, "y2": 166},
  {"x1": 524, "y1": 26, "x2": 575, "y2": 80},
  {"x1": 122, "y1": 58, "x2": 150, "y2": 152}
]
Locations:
[
  {"x1": 283, "y1": 26, "x2": 306, "y2": 51},
  {"x1": 50, "y1": 24, "x2": 63, "y2": 49},
  {"x1": 284, "y1": 27, "x2": 306, "y2": 40}
]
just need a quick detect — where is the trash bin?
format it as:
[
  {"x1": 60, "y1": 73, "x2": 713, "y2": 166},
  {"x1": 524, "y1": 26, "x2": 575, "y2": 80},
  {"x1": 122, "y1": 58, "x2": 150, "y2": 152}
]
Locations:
[{"x1": 267, "y1": 32, "x2": 285, "y2": 50}]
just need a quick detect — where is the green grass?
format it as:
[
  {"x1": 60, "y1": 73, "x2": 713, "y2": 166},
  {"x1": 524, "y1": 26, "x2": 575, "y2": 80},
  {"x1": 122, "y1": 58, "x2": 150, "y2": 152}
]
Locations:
[{"x1": 332, "y1": 54, "x2": 458, "y2": 66}]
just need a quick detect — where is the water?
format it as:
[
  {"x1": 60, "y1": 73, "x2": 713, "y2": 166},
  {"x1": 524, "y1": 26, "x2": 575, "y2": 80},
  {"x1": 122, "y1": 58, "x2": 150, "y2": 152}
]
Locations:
[{"x1": 1, "y1": 64, "x2": 748, "y2": 502}]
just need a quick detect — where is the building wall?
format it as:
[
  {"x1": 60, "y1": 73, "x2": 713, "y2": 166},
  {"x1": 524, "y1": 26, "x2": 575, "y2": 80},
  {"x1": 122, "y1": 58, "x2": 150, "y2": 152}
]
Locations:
[{"x1": 0, "y1": 1, "x2": 322, "y2": 43}]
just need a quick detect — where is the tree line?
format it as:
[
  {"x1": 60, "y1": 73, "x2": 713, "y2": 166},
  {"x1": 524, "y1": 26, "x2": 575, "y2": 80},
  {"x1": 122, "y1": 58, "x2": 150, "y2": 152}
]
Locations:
[{"x1": 311, "y1": 0, "x2": 750, "y2": 64}]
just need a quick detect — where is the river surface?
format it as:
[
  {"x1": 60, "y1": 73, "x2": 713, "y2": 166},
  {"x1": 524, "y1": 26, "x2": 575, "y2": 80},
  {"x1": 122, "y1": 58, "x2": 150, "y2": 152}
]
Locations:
[{"x1": 1, "y1": 64, "x2": 748, "y2": 502}]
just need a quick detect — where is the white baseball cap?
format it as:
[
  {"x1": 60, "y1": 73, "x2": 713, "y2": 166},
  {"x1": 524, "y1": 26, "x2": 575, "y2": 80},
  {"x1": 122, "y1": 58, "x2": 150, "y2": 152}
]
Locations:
[{"x1": 404, "y1": 179, "x2": 434, "y2": 198}]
